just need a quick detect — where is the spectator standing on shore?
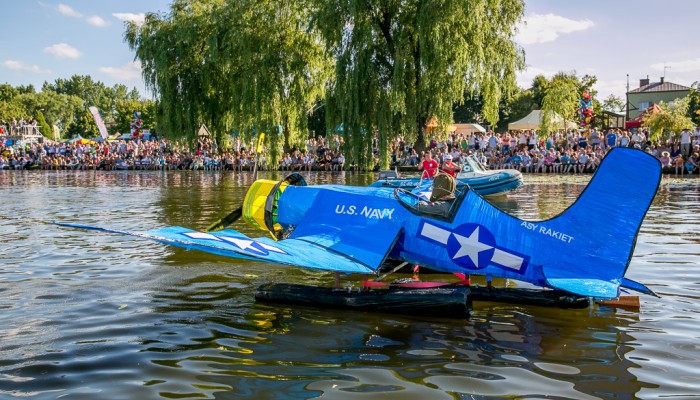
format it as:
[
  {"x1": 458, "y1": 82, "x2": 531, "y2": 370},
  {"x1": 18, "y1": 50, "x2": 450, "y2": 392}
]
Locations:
[
  {"x1": 488, "y1": 132, "x2": 498, "y2": 152},
  {"x1": 631, "y1": 130, "x2": 644, "y2": 148},
  {"x1": 680, "y1": 128, "x2": 692, "y2": 156},
  {"x1": 527, "y1": 132, "x2": 537, "y2": 151},
  {"x1": 605, "y1": 129, "x2": 618, "y2": 149},
  {"x1": 588, "y1": 129, "x2": 601, "y2": 150},
  {"x1": 619, "y1": 132, "x2": 631, "y2": 147}
]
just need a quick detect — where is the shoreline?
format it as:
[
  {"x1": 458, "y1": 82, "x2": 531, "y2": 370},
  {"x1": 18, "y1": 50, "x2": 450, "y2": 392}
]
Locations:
[{"x1": 1, "y1": 165, "x2": 696, "y2": 178}]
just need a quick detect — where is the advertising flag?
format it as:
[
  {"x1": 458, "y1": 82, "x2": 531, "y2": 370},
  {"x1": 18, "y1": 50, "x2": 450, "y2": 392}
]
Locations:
[{"x1": 88, "y1": 106, "x2": 109, "y2": 140}]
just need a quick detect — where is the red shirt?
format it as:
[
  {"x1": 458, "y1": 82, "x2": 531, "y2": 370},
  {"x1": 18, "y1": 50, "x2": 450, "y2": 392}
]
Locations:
[
  {"x1": 421, "y1": 159, "x2": 439, "y2": 178},
  {"x1": 442, "y1": 162, "x2": 459, "y2": 177}
]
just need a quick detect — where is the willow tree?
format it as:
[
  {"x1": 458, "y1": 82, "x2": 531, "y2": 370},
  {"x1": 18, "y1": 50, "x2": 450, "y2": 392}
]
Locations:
[
  {"x1": 210, "y1": 0, "x2": 332, "y2": 161},
  {"x1": 314, "y1": 0, "x2": 525, "y2": 169},
  {"x1": 125, "y1": 0, "x2": 331, "y2": 164},
  {"x1": 125, "y1": 0, "x2": 226, "y2": 144}
]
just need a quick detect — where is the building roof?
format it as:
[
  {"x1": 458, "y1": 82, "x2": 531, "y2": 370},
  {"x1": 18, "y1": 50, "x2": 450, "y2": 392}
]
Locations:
[{"x1": 629, "y1": 81, "x2": 691, "y2": 94}]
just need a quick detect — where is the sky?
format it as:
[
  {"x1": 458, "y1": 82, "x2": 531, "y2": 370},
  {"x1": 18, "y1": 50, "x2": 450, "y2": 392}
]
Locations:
[{"x1": 2, "y1": 0, "x2": 700, "y2": 104}]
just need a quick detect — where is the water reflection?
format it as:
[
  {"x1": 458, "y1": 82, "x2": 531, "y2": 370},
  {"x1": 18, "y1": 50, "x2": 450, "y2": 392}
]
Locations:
[
  {"x1": 1, "y1": 170, "x2": 699, "y2": 399},
  {"x1": 135, "y1": 289, "x2": 651, "y2": 399}
]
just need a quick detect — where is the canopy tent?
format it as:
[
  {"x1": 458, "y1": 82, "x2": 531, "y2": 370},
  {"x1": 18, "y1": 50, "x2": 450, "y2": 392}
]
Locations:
[
  {"x1": 507, "y1": 110, "x2": 577, "y2": 131},
  {"x1": 65, "y1": 135, "x2": 83, "y2": 143},
  {"x1": 426, "y1": 116, "x2": 485, "y2": 135},
  {"x1": 452, "y1": 123, "x2": 486, "y2": 135},
  {"x1": 625, "y1": 104, "x2": 661, "y2": 129}
]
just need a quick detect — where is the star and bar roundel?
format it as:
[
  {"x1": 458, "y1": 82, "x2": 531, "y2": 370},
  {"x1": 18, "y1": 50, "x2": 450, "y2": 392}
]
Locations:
[
  {"x1": 418, "y1": 221, "x2": 530, "y2": 273},
  {"x1": 181, "y1": 231, "x2": 288, "y2": 256}
]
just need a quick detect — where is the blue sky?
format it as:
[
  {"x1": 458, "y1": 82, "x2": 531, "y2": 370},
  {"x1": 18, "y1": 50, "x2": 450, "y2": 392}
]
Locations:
[{"x1": 2, "y1": 0, "x2": 700, "y2": 102}]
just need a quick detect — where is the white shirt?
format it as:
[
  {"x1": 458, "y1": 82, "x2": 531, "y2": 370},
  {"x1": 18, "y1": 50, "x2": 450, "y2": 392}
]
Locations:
[{"x1": 680, "y1": 130, "x2": 692, "y2": 144}]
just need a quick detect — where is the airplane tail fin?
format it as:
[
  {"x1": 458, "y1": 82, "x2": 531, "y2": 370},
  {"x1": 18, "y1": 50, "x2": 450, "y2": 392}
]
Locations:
[{"x1": 540, "y1": 148, "x2": 660, "y2": 299}]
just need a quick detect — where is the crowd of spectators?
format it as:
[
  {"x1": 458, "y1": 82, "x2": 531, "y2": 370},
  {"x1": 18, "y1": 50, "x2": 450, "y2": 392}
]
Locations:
[
  {"x1": 2, "y1": 125, "x2": 699, "y2": 176},
  {"x1": 279, "y1": 136, "x2": 346, "y2": 171},
  {"x1": 391, "y1": 127, "x2": 700, "y2": 177}
]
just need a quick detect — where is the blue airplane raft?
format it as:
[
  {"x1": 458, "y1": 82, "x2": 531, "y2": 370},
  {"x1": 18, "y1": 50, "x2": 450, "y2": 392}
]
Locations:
[
  {"x1": 371, "y1": 154, "x2": 523, "y2": 196},
  {"x1": 57, "y1": 148, "x2": 660, "y2": 318}
]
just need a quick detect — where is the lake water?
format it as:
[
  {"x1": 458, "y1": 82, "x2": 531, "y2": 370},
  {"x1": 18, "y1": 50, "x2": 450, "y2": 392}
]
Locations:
[{"x1": 1, "y1": 170, "x2": 699, "y2": 399}]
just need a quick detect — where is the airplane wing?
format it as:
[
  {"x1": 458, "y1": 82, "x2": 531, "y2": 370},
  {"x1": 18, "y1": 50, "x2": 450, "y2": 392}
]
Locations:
[
  {"x1": 288, "y1": 213, "x2": 403, "y2": 270},
  {"x1": 54, "y1": 222, "x2": 377, "y2": 274}
]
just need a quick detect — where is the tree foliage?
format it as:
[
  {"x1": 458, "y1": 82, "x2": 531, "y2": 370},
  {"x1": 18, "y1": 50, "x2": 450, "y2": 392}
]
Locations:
[
  {"x1": 114, "y1": 99, "x2": 157, "y2": 135},
  {"x1": 124, "y1": 0, "x2": 524, "y2": 168},
  {"x1": 33, "y1": 109, "x2": 53, "y2": 140},
  {"x1": 0, "y1": 100, "x2": 27, "y2": 122},
  {"x1": 0, "y1": 84, "x2": 20, "y2": 103},
  {"x1": 643, "y1": 96, "x2": 695, "y2": 142},
  {"x1": 602, "y1": 94, "x2": 625, "y2": 113},
  {"x1": 42, "y1": 74, "x2": 140, "y2": 134},
  {"x1": 540, "y1": 71, "x2": 579, "y2": 135},
  {"x1": 689, "y1": 81, "x2": 700, "y2": 126},
  {"x1": 314, "y1": 0, "x2": 524, "y2": 167},
  {"x1": 125, "y1": 0, "x2": 332, "y2": 163}
]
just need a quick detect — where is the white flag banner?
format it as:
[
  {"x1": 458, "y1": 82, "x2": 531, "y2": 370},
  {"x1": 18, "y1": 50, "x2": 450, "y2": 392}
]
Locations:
[{"x1": 88, "y1": 106, "x2": 109, "y2": 140}]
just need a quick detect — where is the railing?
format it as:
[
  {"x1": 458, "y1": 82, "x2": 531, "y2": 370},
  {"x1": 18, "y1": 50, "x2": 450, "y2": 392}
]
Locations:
[{"x1": 1, "y1": 125, "x2": 44, "y2": 143}]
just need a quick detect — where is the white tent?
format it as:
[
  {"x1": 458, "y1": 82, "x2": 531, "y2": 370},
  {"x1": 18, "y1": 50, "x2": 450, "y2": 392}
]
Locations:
[
  {"x1": 453, "y1": 123, "x2": 486, "y2": 135},
  {"x1": 507, "y1": 110, "x2": 577, "y2": 131}
]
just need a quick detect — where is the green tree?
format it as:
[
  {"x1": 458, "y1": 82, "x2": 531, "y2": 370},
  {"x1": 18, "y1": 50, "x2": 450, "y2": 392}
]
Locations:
[
  {"x1": 16, "y1": 84, "x2": 36, "y2": 94},
  {"x1": 499, "y1": 87, "x2": 537, "y2": 130},
  {"x1": 688, "y1": 81, "x2": 700, "y2": 126},
  {"x1": 530, "y1": 74, "x2": 549, "y2": 108},
  {"x1": 540, "y1": 71, "x2": 579, "y2": 135},
  {"x1": 31, "y1": 90, "x2": 84, "y2": 132},
  {"x1": 0, "y1": 100, "x2": 27, "y2": 123},
  {"x1": 307, "y1": 102, "x2": 326, "y2": 139},
  {"x1": 315, "y1": 0, "x2": 525, "y2": 168},
  {"x1": 643, "y1": 96, "x2": 695, "y2": 142},
  {"x1": 602, "y1": 94, "x2": 625, "y2": 113},
  {"x1": 125, "y1": 0, "x2": 331, "y2": 165},
  {"x1": 42, "y1": 75, "x2": 140, "y2": 131},
  {"x1": 33, "y1": 109, "x2": 53, "y2": 140},
  {"x1": 0, "y1": 84, "x2": 19, "y2": 102},
  {"x1": 114, "y1": 99, "x2": 157, "y2": 134},
  {"x1": 453, "y1": 94, "x2": 484, "y2": 124}
]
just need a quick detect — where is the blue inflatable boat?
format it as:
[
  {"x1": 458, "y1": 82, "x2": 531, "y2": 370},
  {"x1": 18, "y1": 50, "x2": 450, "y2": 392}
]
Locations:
[{"x1": 371, "y1": 155, "x2": 523, "y2": 196}]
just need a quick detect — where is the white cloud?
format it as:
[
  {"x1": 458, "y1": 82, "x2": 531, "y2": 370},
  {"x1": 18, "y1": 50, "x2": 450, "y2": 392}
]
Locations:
[
  {"x1": 57, "y1": 4, "x2": 82, "y2": 18},
  {"x1": 113, "y1": 12, "x2": 146, "y2": 25},
  {"x1": 2, "y1": 60, "x2": 51, "y2": 74},
  {"x1": 99, "y1": 61, "x2": 142, "y2": 81},
  {"x1": 516, "y1": 13, "x2": 594, "y2": 45},
  {"x1": 44, "y1": 43, "x2": 81, "y2": 59},
  {"x1": 651, "y1": 58, "x2": 700, "y2": 73},
  {"x1": 87, "y1": 15, "x2": 110, "y2": 27}
]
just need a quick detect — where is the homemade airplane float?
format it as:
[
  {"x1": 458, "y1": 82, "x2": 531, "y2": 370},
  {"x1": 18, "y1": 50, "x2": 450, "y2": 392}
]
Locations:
[
  {"x1": 372, "y1": 154, "x2": 523, "y2": 196},
  {"x1": 57, "y1": 147, "x2": 660, "y2": 318}
]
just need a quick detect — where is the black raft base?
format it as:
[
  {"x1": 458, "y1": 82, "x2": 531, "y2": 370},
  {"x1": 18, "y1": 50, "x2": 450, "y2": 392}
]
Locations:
[
  {"x1": 470, "y1": 286, "x2": 590, "y2": 309},
  {"x1": 255, "y1": 283, "x2": 473, "y2": 319},
  {"x1": 254, "y1": 283, "x2": 591, "y2": 319}
]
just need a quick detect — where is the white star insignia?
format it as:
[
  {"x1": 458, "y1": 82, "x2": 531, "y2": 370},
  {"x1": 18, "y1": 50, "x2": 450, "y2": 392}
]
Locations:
[{"x1": 451, "y1": 227, "x2": 493, "y2": 266}]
